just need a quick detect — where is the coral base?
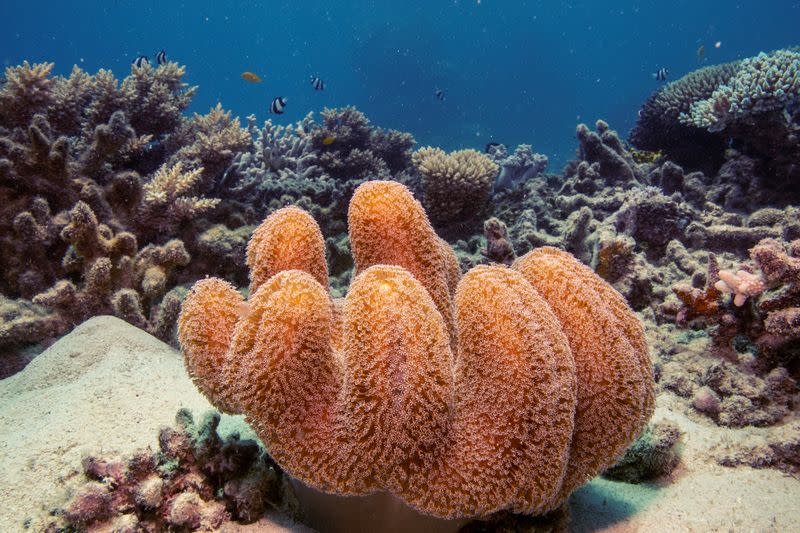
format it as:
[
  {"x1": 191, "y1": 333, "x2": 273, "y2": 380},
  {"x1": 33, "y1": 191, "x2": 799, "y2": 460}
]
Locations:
[{"x1": 290, "y1": 478, "x2": 469, "y2": 533}]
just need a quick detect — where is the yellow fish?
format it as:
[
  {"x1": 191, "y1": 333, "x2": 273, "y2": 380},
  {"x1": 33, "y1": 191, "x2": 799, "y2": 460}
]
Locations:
[
  {"x1": 322, "y1": 136, "x2": 336, "y2": 146},
  {"x1": 241, "y1": 71, "x2": 262, "y2": 83}
]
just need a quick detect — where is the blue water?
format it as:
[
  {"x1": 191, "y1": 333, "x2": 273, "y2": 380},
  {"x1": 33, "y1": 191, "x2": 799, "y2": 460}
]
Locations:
[{"x1": 2, "y1": 0, "x2": 797, "y2": 168}]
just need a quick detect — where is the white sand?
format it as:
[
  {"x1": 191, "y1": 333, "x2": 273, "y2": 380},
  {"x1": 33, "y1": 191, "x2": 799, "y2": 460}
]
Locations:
[
  {"x1": 0, "y1": 316, "x2": 798, "y2": 532},
  {"x1": 569, "y1": 398, "x2": 799, "y2": 532}
]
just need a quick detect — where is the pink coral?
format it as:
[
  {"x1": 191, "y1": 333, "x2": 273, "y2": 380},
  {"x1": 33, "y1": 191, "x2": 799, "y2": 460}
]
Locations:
[{"x1": 715, "y1": 268, "x2": 766, "y2": 306}]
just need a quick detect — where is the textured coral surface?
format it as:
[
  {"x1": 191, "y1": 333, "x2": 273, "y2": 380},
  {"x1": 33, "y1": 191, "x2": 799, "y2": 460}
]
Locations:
[{"x1": 178, "y1": 180, "x2": 654, "y2": 520}]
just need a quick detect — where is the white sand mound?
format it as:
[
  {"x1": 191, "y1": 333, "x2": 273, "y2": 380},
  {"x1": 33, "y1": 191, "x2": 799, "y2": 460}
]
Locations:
[
  {"x1": 0, "y1": 316, "x2": 307, "y2": 532},
  {"x1": 0, "y1": 315, "x2": 798, "y2": 532}
]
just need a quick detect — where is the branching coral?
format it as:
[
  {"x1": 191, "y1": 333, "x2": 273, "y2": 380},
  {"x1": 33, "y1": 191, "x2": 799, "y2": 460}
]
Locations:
[
  {"x1": 0, "y1": 61, "x2": 57, "y2": 127},
  {"x1": 167, "y1": 103, "x2": 251, "y2": 190},
  {"x1": 137, "y1": 161, "x2": 220, "y2": 235},
  {"x1": 178, "y1": 180, "x2": 653, "y2": 524},
  {"x1": 412, "y1": 147, "x2": 498, "y2": 227},
  {"x1": 311, "y1": 106, "x2": 414, "y2": 179},
  {"x1": 488, "y1": 143, "x2": 548, "y2": 191},
  {"x1": 672, "y1": 238, "x2": 800, "y2": 370}
]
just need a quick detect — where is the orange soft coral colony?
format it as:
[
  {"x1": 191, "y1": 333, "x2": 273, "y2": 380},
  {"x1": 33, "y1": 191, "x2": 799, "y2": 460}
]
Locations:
[
  {"x1": 513, "y1": 247, "x2": 655, "y2": 502},
  {"x1": 177, "y1": 180, "x2": 654, "y2": 525}
]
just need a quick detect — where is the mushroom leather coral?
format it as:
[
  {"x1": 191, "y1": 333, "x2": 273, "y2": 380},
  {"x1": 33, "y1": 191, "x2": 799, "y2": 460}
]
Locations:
[{"x1": 178, "y1": 180, "x2": 654, "y2": 520}]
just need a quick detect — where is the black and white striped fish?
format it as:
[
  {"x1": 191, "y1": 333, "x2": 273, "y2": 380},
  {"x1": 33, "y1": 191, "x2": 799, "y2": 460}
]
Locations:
[
  {"x1": 310, "y1": 76, "x2": 325, "y2": 90},
  {"x1": 652, "y1": 67, "x2": 669, "y2": 81},
  {"x1": 133, "y1": 55, "x2": 150, "y2": 68},
  {"x1": 435, "y1": 88, "x2": 445, "y2": 101},
  {"x1": 156, "y1": 49, "x2": 167, "y2": 65},
  {"x1": 270, "y1": 96, "x2": 287, "y2": 114}
]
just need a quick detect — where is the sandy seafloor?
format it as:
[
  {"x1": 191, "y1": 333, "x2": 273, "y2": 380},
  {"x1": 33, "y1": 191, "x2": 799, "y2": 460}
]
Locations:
[{"x1": 0, "y1": 316, "x2": 798, "y2": 532}]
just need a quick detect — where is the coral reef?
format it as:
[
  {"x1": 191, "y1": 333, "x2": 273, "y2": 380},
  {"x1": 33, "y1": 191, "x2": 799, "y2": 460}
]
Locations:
[
  {"x1": 633, "y1": 48, "x2": 800, "y2": 183},
  {"x1": 311, "y1": 106, "x2": 415, "y2": 179},
  {"x1": 178, "y1": 180, "x2": 654, "y2": 523},
  {"x1": 482, "y1": 113, "x2": 799, "y2": 441},
  {"x1": 49, "y1": 409, "x2": 285, "y2": 531},
  {"x1": 0, "y1": 60, "x2": 251, "y2": 360},
  {"x1": 412, "y1": 146, "x2": 499, "y2": 229},
  {"x1": 629, "y1": 60, "x2": 740, "y2": 170},
  {"x1": 220, "y1": 108, "x2": 418, "y2": 285}
]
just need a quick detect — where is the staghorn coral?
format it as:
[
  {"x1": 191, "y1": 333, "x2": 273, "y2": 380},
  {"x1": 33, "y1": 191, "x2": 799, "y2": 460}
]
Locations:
[
  {"x1": 680, "y1": 50, "x2": 800, "y2": 132},
  {"x1": 137, "y1": 161, "x2": 220, "y2": 236},
  {"x1": 178, "y1": 180, "x2": 653, "y2": 525},
  {"x1": 412, "y1": 146, "x2": 499, "y2": 228},
  {"x1": 0, "y1": 61, "x2": 57, "y2": 127}
]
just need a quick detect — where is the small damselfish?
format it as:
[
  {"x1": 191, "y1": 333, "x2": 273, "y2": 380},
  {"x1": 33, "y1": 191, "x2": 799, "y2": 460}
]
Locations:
[
  {"x1": 270, "y1": 96, "x2": 287, "y2": 114},
  {"x1": 133, "y1": 55, "x2": 149, "y2": 68},
  {"x1": 310, "y1": 76, "x2": 325, "y2": 90},
  {"x1": 156, "y1": 49, "x2": 167, "y2": 65},
  {"x1": 652, "y1": 67, "x2": 669, "y2": 81}
]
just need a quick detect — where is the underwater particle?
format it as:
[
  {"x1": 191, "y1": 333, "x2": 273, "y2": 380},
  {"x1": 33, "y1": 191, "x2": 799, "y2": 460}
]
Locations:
[
  {"x1": 310, "y1": 75, "x2": 325, "y2": 90},
  {"x1": 240, "y1": 71, "x2": 262, "y2": 83},
  {"x1": 133, "y1": 55, "x2": 149, "y2": 68},
  {"x1": 653, "y1": 67, "x2": 669, "y2": 81},
  {"x1": 715, "y1": 41, "x2": 722, "y2": 48},
  {"x1": 270, "y1": 96, "x2": 287, "y2": 114},
  {"x1": 156, "y1": 49, "x2": 167, "y2": 65}
]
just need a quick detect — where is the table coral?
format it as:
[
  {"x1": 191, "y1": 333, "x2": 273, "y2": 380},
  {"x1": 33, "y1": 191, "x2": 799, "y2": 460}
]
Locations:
[
  {"x1": 630, "y1": 60, "x2": 739, "y2": 169},
  {"x1": 680, "y1": 50, "x2": 800, "y2": 132},
  {"x1": 178, "y1": 180, "x2": 654, "y2": 524}
]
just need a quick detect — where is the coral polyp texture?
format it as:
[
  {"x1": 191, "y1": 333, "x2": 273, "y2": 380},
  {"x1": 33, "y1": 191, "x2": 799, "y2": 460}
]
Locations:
[{"x1": 178, "y1": 180, "x2": 654, "y2": 521}]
